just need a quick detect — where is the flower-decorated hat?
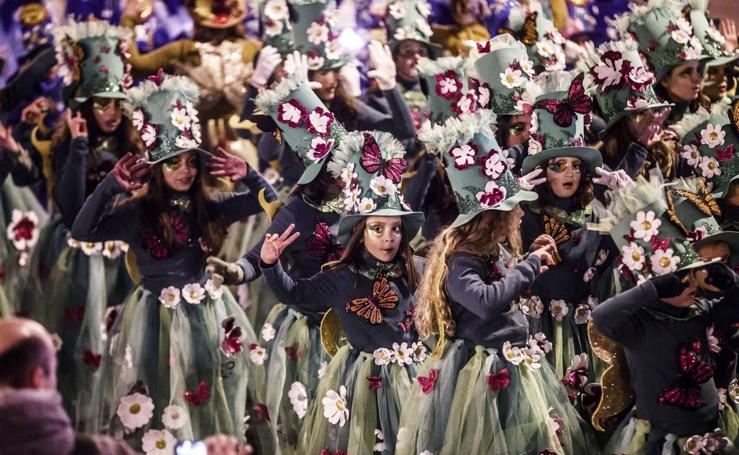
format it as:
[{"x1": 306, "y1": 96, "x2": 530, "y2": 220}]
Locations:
[
  {"x1": 126, "y1": 71, "x2": 210, "y2": 164},
  {"x1": 383, "y1": 0, "x2": 441, "y2": 56},
  {"x1": 326, "y1": 130, "x2": 424, "y2": 243},
  {"x1": 673, "y1": 100, "x2": 739, "y2": 198},
  {"x1": 614, "y1": 0, "x2": 707, "y2": 80},
  {"x1": 417, "y1": 56, "x2": 475, "y2": 125},
  {"x1": 681, "y1": 0, "x2": 738, "y2": 67},
  {"x1": 53, "y1": 19, "x2": 133, "y2": 105},
  {"x1": 255, "y1": 75, "x2": 347, "y2": 184},
  {"x1": 496, "y1": 8, "x2": 567, "y2": 73},
  {"x1": 288, "y1": 0, "x2": 348, "y2": 71},
  {"x1": 188, "y1": 0, "x2": 247, "y2": 29},
  {"x1": 260, "y1": 0, "x2": 293, "y2": 54},
  {"x1": 418, "y1": 109, "x2": 538, "y2": 228},
  {"x1": 579, "y1": 38, "x2": 672, "y2": 130},
  {"x1": 471, "y1": 34, "x2": 537, "y2": 116},
  {"x1": 521, "y1": 72, "x2": 603, "y2": 174},
  {"x1": 588, "y1": 170, "x2": 712, "y2": 282}
]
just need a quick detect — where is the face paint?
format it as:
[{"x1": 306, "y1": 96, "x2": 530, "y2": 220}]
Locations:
[
  {"x1": 91, "y1": 97, "x2": 122, "y2": 133},
  {"x1": 162, "y1": 151, "x2": 198, "y2": 192},
  {"x1": 362, "y1": 216, "x2": 403, "y2": 262},
  {"x1": 546, "y1": 157, "x2": 583, "y2": 198}
]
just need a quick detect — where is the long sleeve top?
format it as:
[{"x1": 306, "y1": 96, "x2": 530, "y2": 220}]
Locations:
[
  {"x1": 593, "y1": 280, "x2": 739, "y2": 436},
  {"x1": 446, "y1": 250, "x2": 539, "y2": 349},
  {"x1": 236, "y1": 195, "x2": 341, "y2": 324},
  {"x1": 260, "y1": 252, "x2": 417, "y2": 352},
  {"x1": 71, "y1": 169, "x2": 274, "y2": 292}
]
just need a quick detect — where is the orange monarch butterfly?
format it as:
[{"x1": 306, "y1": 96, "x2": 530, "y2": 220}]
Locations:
[
  {"x1": 497, "y1": 11, "x2": 538, "y2": 46},
  {"x1": 345, "y1": 276, "x2": 399, "y2": 324},
  {"x1": 673, "y1": 186, "x2": 721, "y2": 217}
]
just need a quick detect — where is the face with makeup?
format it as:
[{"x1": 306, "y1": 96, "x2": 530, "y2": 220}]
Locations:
[
  {"x1": 659, "y1": 62, "x2": 702, "y2": 102},
  {"x1": 312, "y1": 69, "x2": 339, "y2": 101},
  {"x1": 546, "y1": 157, "x2": 582, "y2": 198},
  {"x1": 702, "y1": 64, "x2": 728, "y2": 101},
  {"x1": 505, "y1": 114, "x2": 532, "y2": 148},
  {"x1": 92, "y1": 97, "x2": 122, "y2": 133},
  {"x1": 395, "y1": 40, "x2": 428, "y2": 82},
  {"x1": 162, "y1": 151, "x2": 199, "y2": 192},
  {"x1": 363, "y1": 216, "x2": 403, "y2": 262}
]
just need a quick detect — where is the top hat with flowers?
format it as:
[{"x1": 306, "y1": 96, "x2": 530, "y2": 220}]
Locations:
[
  {"x1": 471, "y1": 34, "x2": 538, "y2": 116},
  {"x1": 417, "y1": 56, "x2": 480, "y2": 125},
  {"x1": 126, "y1": 71, "x2": 210, "y2": 164},
  {"x1": 578, "y1": 38, "x2": 672, "y2": 130},
  {"x1": 588, "y1": 170, "x2": 713, "y2": 282},
  {"x1": 255, "y1": 74, "x2": 347, "y2": 184},
  {"x1": 418, "y1": 109, "x2": 538, "y2": 228},
  {"x1": 495, "y1": 6, "x2": 567, "y2": 74},
  {"x1": 260, "y1": 0, "x2": 293, "y2": 54},
  {"x1": 288, "y1": 0, "x2": 348, "y2": 71},
  {"x1": 613, "y1": 0, "x2": 707, "y2": 80},
  {"x1": 188, "y1": 0, "x2": 247, "y2": 29},
  {"x1": 521, "y1": 72, "x2": 603, "y2": 175},
  {"x1": 325, "y1": 130, "x2": 424, "y2": 243},
  {"x1": 383, "y1": 0, "x2": 441, "y2": 56},
  {"x1": 681, "y1": 0, "x2": 738, "y2": 67},
  {"x1": 53, "y1": 19, "x2": 133, "y2": 105},
  {"x1": 673, "y1": 100, "x2": 739, "y2": 198}
]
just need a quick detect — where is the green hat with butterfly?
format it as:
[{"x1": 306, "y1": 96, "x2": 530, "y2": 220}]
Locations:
[
  {"x1": 521, "y1": 72, "x2": 603, "y2": 175},
  {"x1": 126, "y1": 70, "x2": 211, "y2": 164},
  {"x1": 588, "y1": 170, "x2": 714, "y2": 281},
  {"x1": 418, "y1": 109, "x2": 538, "y2": 228},
  {"x1": 614, "y1": 0, "x2": 708, "y2": 80},
  {"x1": 578, "y1": 38, "x2": 672, "y2": 130},
  {"x1": 54, "y1": 19, "x2": 133, "y2": 105},
  {"x1": 673, "y1": 99, "x2": 739, "y2": 198},
  {"x1": 326, "y1": 130, "x2": 424, "y2": 244},
  {"x1": 255, "y1": 74, "x2": 348, "y2": 184},
  {"x1": 496, "y1": 9, "x2": 567, "y2": 74},
  {"x1": 681, "y1": 0, "x2": 738, "y2": 67}
]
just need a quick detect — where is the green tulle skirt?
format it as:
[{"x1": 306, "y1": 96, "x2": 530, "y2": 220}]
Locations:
[
  {"x1": 297, "y1": 343, "x2": 421, "y2": 455},
  {"x1": 396, "y1": 339, "x2": 598, "y2": 455},
  {"x1": 86, "y1": 284, "x2": 260, "y2": 447}
]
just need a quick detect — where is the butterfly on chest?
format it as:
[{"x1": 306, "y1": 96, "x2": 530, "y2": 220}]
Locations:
[
  {"x1": 345, "y1": 275, "x2": 400, "y2": 324},
  {"x1": 657, "y1": 340, "x2": 714, "y2": 409}
]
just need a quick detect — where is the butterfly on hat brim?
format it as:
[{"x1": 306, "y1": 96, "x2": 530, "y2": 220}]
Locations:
[
  {"x1": 496, "y1": 11, "x2": 538, "y2": 46},
  {"x1": 533, "y1": 73, "x2": 592, "y2": 128}
]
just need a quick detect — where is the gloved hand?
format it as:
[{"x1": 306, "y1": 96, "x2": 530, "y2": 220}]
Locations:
[
  {"x1": 251, "y1": 46, "x2": 282, "y2": 89},
  {"x1": 206, "y1": 256, "x2": 245, "y2": 285},
  {"x1": 651, "y1": 273, "x2": 686, "y2": 299},
  {"x1": 705, "y1": 262, "x2": 739, "y2": 292},
  {"x1": 593, "y1": 167, "x2": 634, "y2": 191},
  {"x1": 339, "y1": 61, "x2": 362, "y2": 97},
  {"x1": 367, "y1": 41, "x2": 397, "y2": 91},
  {"x1": 518, "y1": 168, "x2": 546, "y2": 190},
  {"x1": 283, "y1": 51, "x2": 322, "y2": 90}
]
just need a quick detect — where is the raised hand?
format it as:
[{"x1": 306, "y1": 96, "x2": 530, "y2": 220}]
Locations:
[
  {"x1": 251, "y1": 45, "x2": 283, "y2": 89},
  {"x1": 636, "y1": 108, "x2": 670, "y2": 148},
  {"x1": 720, "y1": 19, "x2": 737, "y2": 53},
  {"x1": 518, "y1": 168, "x2": 546, "y2": 190},
  {"x1": 208, "y1": 147, "x2": 247, "y2": 182},
  {"x1": 260, "y1": 224, "x2": 300, "y2": 265},
  {"x1": 338, "y1": 61, "x2": 362, "y2": 97},
  {"x1": 593, "y1": 167, "x2": 634, "y2": 191},
  {"x1": 283, "y1": 51, "x2": 322, "y2": 90},
  {"x1": 367, "y1": 41, "x2": 397, "y2": 91},
  {"x1": 0, "y1": 122, "x2": 20, "y2": 154},
  {"x1": 530, "y1": 242, "x2": 556, "y2": 273},
  {"x1": 65, "y1": 109, "x2": 88, "y2": 139},
  {"x1": 529, "y1": 234, "x2": 556, "y2": 253},
  {"x1": 112, "y1": 152, "x2": 149, "y2": 192},
  {"x1": 205, "y1": 256, "x2": 245, "y2": 285}
]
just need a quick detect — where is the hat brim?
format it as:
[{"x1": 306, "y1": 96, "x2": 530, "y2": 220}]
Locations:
[
  {"x1": 521, "y1": 146, "x2": 603, "y2": 175},
  {"x1": 704, "y1": 54, "x2": 739, "y2": 67},
  {"x1": 718, "y1": 174, "x2": 739, "y2": 199},
  {"x1": 391, "y1": 39, "x2": 444, "y2": 59},
  {"x1": 74, "y1": 90, "x2": 128, "y2": 104},
  {"x1": 677, "y1": 256, "x2": 721, "y2": 273},
  {"x1": 146, "y1": 147, "x2": 213, "y2": 165},
  {"x1": 297, "y1": 157, "x2": 328, "y2": 185},
  {"x1": 693, "y1": 231, "x2": 739, "y2": 257},
  {"x1": 603, "y1": 101, "x2": 674, "y2": 131},
  {"x1": 337, "y1": 209, "x2": 425, "y2": 245},
  {"x1": 449, "y1": 189, "x2": 538, "y2": 229}
]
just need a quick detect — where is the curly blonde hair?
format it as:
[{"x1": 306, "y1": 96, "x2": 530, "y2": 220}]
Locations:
[{"x1": 414, "y1": 209, "x2": 522, "y2": 345}]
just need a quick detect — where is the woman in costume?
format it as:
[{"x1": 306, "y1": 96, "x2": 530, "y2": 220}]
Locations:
[{"x1": 70, "y1": 73, "x2": 274, "y2": 447}]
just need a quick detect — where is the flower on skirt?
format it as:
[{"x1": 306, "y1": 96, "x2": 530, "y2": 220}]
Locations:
[
  {"x1": 161, "y1": 404, "x2": 187, "y2": 430},
  {"x1": 318, "y1": 361, "x2": 328, "y2": 379},
  {"x1": 549, "y1": 299, "x2": 569, "y2": 321},
  {"x1": 573, "y1": 304, "x2": 592, "y2": 325},
  {"x1": 116, "y1": 392, "x2": 154, "y2": 430},
  {"x1": 249, "y1": 344, "x2": 268, "y2": 365},
  {"x1": 260, "y1": 322, "x2": 276, "y2": 342},
  {"x1": 392, "y1": 342, "x2": 413, "y2": 365},
  {"x1": 374, "y1": 429, "x2": 385, "y2": 452},
  {"x1": 373, "y1": 347, "x2": 393, "y2": 366},
  {"x1": 205, "y1": 278, "x2": 224, "y2": 300},
  {"x1": 141, "y1": 429, "x2": 176, "y2": 455},
  {"x1": 322, "y1": 385, "x2": 349, "y2": 427},
  {"x1": 6, "y1": 210, "x2": 39, "y2": 252},
  {"x1": 411, "y1": 342, "x2": 428, "y2": 363},
  {"x1": 182, "y1": 283, "x2": 206, "y2": 304},
  {"x1": 684, "y1": 429, "x2": 729, "y2": 454},
  {"x1": 288, "y1": 381, "x2": 308, "y2": 419},
  {"x1": 158, "y1": 286, "x2": 181, "y2": 309}
]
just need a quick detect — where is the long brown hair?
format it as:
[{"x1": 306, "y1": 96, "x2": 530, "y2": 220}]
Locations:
[
  {"x1": 324, "y1": 217, "x2": 419, "y2": 290},
  {"x1": 128, "y1": 159, "x2": 227, "y2": 254},
  {"x1": 414, "y1": 209, "x2": 522, "y2": 341},
  {"x1": 596, "y1": 116, "x2": 677, "y2": 178}
]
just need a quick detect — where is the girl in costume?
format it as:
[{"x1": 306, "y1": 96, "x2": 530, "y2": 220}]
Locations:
[
  {"x1": 397, "y1": 107, "x2": 596, "y2": 455},
  {"x1": 71, "y1": 73, "x2": 274, "y2": 446},
  {"x1": 207, "y1": 55, "x2": 347, "y2": 453},
  {"x1": 258, "y1": 129, "x2": 426, "y2": 455},
  {"x1": 19, "y1": 20, "x2": 135, "y2": 428}
]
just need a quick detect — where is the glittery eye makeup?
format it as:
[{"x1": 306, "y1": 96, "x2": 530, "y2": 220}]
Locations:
[
  {"x1": 366, "y1": 223, "x2": 402, "y2": 237},
  {"x1": 163, "y1": 156, "x2": 183, "y2": 171},
  {"x1": 547, "y1": 159, "x2": 582, "y2": 174}
]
